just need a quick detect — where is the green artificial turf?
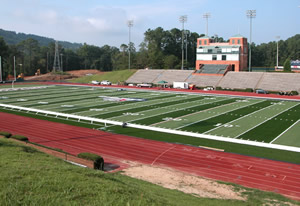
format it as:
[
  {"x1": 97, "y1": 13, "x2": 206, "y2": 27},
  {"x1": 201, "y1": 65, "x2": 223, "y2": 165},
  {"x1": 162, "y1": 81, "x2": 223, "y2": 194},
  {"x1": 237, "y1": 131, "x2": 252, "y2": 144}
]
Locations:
[
  {"x1": 239, "y1": 104, "x2": 300, "y2": 142},
  {"x1": 132, "y1": 98, "x2": 237, "y2": 125},
  {"x1": 181, "y1": 101, "x2": 273, "y2": 133}
]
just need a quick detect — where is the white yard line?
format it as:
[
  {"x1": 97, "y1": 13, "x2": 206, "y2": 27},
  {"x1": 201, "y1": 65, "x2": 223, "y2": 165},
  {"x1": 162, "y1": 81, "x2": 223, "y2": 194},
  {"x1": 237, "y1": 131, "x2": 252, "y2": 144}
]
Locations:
[
  {"x1": 175, "y1": 100, "x2": 262, "y2": 130},
  {"x1": 234, "y1": 103, "x2": 300, "y2": 139},
  {"x1": 151, "y1": 98, "x2": 231, "y2": 126},
  {"x1": 270, "y1": 119, "x2": 300, "y2": 144},
  {"x1": 122, "y1": 98, "x2": 228, "y2": 123},
  {"x1": 84, "y1": 95, "x2": 186, "y2": 117},
  {"x1": 203, "y1": 100, "x2": 276, "y2": 134}
]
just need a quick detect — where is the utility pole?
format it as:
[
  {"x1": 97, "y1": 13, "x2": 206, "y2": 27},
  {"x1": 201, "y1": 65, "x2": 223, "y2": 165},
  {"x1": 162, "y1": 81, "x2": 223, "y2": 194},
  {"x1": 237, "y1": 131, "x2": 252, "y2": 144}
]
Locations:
[
  {"x1": 179, "y1": 15, "x2": 187, "y2": 70},
  {"x1": 185, "y1": 30, "x2": 188, "y2": 66},
  {"x1": 246, "y1": 10, "x2": 256, "y2": 72},
  {"x1": 127, "y1": 20, "x2": 133, "y2": 70},
  {"x1": 13, "y1": 56, "x2": 16, "y2": 81},
  {"x1": 203, "y1": 13, "x2": 211, "y2": 36},
  {"x1": 275, "y1": 36, "x2": 280, "y2": 69},
  {"x1": 60, "y1": 54, "x2": 63, "y2": 71},
  {"x1": 46, "y1": 52, "x2": 49, "y2": 73}
]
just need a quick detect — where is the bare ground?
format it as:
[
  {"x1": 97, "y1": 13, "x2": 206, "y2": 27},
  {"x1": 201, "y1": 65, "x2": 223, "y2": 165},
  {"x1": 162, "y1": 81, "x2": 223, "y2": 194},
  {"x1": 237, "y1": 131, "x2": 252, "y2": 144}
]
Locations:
[
  {"x1": 122, "y1": 161, "x2": 246, "y2": 201},
  {"x1": 24, "y1": 69, "x2": 103, "y2": 81}
]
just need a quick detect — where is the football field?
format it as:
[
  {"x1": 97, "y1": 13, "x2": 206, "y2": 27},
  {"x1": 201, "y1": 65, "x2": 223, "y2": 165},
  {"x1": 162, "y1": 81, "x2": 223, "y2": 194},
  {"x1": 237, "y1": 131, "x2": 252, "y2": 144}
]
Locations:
[{"x1": 0, "y1": 84, "x2": 300, "y2": 149}]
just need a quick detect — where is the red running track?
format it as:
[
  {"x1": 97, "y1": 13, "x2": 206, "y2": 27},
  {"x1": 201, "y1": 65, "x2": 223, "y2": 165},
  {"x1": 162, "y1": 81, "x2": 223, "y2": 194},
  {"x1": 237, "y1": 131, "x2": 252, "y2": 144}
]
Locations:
[{"x1": 0, "y1": 112, "x2": 299, "y2": 201}]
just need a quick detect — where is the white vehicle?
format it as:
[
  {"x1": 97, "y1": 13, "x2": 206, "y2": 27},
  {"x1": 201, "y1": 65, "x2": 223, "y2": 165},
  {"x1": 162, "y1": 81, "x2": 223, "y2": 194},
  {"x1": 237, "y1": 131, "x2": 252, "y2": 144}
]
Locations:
[
  {"x1": 204, "y1": 87, "x2": 214, "y2": 91},
  {"x1": 101, "y1": 80, "x2": 111, "y2": 85},
  {"x1": 173, "y1": 82, "x2": 189, "y2": 89},
  {"x1": 137, "y1": 83, "x2": 152, "y2": 88},
  {"x1": 91, "y1": 80, "x2": 100, "y2": 85}
]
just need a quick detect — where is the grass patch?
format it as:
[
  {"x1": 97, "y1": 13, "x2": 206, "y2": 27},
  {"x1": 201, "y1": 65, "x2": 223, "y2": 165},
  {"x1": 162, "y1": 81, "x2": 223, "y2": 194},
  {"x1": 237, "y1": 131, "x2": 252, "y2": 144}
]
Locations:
[
  {"x1": 68, "y1": 69, "x2": 137, "y2": 84},
  {"x1": 0, "y1": 131, "x2": 12, "y2": 138},
  {"x1": 11, "y1": 135, "x2": 28, "y2": 142},
  {"x1": 77, "y1": 152, "x2": 104, "y2": 170},
  {"x1": 1, "y1": 138, "x2": 298, "y2": 205}
]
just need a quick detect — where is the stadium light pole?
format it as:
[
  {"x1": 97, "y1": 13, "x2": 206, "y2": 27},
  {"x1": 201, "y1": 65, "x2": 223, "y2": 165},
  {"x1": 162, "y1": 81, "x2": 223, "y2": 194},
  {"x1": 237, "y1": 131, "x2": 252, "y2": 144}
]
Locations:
[
  {"x1": 127, "y1": 20, "x2": 133, "y2": 70},
  {"x1": 185, "y1": 30, "x2": 188, "y2": 66},
  {"x1": 275, "y1": 36, "x2": 280, "y2": 69},
  {"x1": 179, "y1": 15, "x2": 187, "y2": 70},
  {"x1": 246, "y1": 10, "x2": 256, "y2": 72},
  {"x1": 46, "y1": 52, "x2": 49, "y2": 73},
  {"x1": 60, "y1": 54, "x2": 63, "y2": 71},
  {"x1": 203, "y1": 13, "x2": 211, "y2": 36}
]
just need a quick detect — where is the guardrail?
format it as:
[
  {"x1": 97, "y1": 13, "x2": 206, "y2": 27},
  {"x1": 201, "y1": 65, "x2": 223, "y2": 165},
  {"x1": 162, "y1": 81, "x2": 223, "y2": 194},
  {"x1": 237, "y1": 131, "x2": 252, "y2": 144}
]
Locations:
[{"x1": 0, "y1": 103, "x2": 299, "y2": 153}]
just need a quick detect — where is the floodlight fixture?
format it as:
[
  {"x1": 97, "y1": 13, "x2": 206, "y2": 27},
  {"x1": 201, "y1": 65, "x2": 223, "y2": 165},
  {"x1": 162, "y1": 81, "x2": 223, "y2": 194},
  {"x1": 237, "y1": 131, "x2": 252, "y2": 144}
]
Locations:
[
  {"x1": 203, "y1": 12, "x2": 211, "y2": 36},
  {"x1": 127, "y1": 20, "x2": 134, "y2": 70},
  {"x1": 246, "y1": 10, "x2": 256, "y2": 72},
  {"x1": 179, "y1": 15, "x2": 187, "y2": 70},
  {"x1": 275, "y1": 36, "x2": 280, "y2": 69}
]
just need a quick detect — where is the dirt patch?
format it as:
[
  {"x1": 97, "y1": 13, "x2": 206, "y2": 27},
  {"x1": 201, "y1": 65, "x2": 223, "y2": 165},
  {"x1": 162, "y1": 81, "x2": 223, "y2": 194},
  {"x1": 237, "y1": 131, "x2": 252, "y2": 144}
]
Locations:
[
  {"x1": 122, "y1": 162, "x2": 246, "y2": 200},
  {"x1": 67, "y1": 69, "x2": 103, "y2": 76},
  {"x1": 24, "y1": 69, "x2": 103, "y2": 81}
]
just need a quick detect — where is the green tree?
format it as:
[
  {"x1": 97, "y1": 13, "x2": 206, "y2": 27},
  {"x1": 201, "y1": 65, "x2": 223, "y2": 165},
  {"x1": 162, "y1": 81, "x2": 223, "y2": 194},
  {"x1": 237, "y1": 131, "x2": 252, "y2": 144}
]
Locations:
[
  {"x1": 0, "y1": 37, "x2": 9, "y2": 80},
  {"x1": 17, "y1": 38, "x2": 41, "y2": 75},
  {"x1": 283, "y1": 58, "x2": 291, "y2": 72},
  {"x1": 164, "y1": 55, "x2": 179, "y2": 69}
]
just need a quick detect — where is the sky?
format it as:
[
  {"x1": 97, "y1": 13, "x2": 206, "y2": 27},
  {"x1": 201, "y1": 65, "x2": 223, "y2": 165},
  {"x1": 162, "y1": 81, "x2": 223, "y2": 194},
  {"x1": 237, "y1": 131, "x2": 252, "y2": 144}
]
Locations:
[{"x1": 1, "y1": 0, "x2": 299, "y2": 48}]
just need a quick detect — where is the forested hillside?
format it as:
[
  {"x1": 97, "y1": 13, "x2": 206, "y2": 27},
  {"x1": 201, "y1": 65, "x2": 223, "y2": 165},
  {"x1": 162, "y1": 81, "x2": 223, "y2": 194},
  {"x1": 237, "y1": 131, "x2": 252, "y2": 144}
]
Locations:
[
  {"x1": 0, "y1": 27, "x2": 299, "y2": 80},
  {"x1": 0, "y1": 29, "x2": 82, "y2": 50}
]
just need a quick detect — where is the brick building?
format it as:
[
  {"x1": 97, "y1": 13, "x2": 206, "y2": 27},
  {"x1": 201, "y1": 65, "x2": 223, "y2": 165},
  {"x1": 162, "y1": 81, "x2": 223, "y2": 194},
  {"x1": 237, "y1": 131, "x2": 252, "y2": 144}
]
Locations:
[{"x1": 195, "y1": 34, "x2": 248, "y2": 75}]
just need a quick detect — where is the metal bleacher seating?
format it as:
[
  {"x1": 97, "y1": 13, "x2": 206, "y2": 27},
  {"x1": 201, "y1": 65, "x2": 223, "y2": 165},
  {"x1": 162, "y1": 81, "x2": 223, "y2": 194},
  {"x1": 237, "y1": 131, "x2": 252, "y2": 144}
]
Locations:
[
  {"x1": 153, "y1": 70, "x2": 194, "y2": 84},
  {"x1": 218, "y1": 72, "x2": 263, "y2": 89},
  {"x1": 196, "y1": 64, "x2": 228, "y2": 75},
  {"x1": 256, "y1": 73, "x2": 300, "y2": 92}
]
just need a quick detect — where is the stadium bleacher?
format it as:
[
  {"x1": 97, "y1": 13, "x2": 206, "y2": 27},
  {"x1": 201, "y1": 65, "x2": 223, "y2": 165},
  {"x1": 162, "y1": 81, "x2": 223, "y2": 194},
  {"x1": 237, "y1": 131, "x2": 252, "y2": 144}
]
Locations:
[
  {"x1": 126, "y1": 69, "x2": 300, "y2": 93},
  {"x1": 188, "y1": 75, "x2": 223, "y2": 87},
  {"x1": 218, "y1": 72, "x2": 263, "y2": 89},
  {"x1": 153, "y1": 70, "x2": 194, "y2": 84},
  {"x1": 196, "y1": 64, "x2": 228, "y2": 75},
  {"x1": 256, "y1": 73, "x2": 300, "y2": 92}
]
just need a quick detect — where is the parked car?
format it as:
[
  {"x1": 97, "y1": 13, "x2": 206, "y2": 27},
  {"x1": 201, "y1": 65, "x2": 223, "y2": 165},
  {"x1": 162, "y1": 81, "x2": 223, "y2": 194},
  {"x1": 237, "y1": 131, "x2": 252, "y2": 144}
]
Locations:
[
  {"x1": 101, "y1": 80, "x2": 111, "y2": 85},
  {"x1": 91, "y1": 80, "x2": 100, "y2": 85},
  {"x1": 137, "y1": 83, "x2": 152, "y2": 88},
  {"x1": 256, "y1": 89, "x2": 268, "y2": 94}
]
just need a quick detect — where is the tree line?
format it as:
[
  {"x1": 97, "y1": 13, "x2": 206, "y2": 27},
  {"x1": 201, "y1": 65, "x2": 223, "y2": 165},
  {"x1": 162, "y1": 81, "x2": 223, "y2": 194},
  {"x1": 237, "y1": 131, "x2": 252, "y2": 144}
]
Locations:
[{"x1": 0, "y1": 27, "x2": 299, "y2": 80}]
